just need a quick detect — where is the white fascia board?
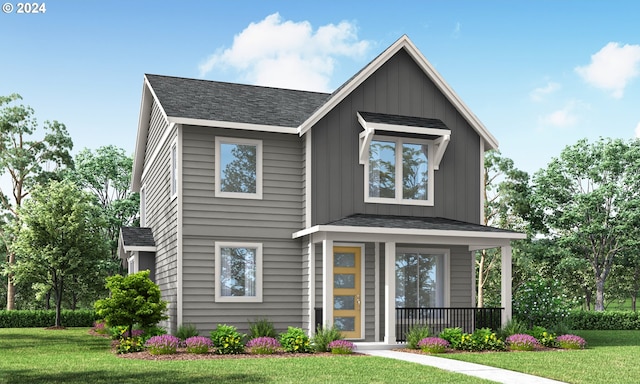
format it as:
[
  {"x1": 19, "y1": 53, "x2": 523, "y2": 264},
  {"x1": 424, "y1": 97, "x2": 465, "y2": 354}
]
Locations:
[
  {"x1": 365, "y1": 121, "x2": 451, "y2": 137},
  {"x1": 122, "y1": 245, "x2": 157, "y2": 252},
  {"x1": 293, "y1": 224, "x2": 526, "y2": 241},
  {"x1": 168, "y1": 117, "x2": 298, "y2": 135}
]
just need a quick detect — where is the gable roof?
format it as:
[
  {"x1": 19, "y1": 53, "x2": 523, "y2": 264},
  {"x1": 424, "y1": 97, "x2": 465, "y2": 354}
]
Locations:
[
  {"x1": 297, "y1": 35, "x2": 499, "y2": 150},
  {"x1": 119, "y1": 227, "x2": 156, "y2": 253}
]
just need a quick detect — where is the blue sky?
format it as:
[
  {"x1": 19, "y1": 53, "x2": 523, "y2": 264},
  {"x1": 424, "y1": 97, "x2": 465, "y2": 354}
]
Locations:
[{"x1": 1, "y1": 0, "x2": 639, "y2": 177}]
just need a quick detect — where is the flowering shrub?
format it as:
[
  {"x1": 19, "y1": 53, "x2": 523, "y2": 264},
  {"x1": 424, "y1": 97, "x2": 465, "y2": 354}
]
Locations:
[
  {"x1": 312, "y1": 325, "x2": 343, "y2": 352},
  {"x1": 246, "y1": 337, "x2": 281, "y2": 354},
  {"x1": 505, "y1": 334, "x2": 540, "y2": 351},
  {"x1": 110, "y1": 325, "x2": 144, "y2": 340},
  {"x1": 406, "y1": 325, "x2": 431, "y2": 349},
  {"x1": 210, "y1": 324, "x2": 245, "y2": 355},
  {"x1": 145, "y1": 334, "x2": 180, "y2": 355},
  {"x1": 115, "y1": 337, "x2": 144, "y2": 354},
  {"x1": 513, "y1": 278, "x2": 574, "y2": 327},
  {"x1": 327, "y1": 339, "x2": 355, "y2": 354},
  {"x1": 526, "y1": 326, "x2": 556, "y2": 348},
  {"x1": 280, "y1": 327, "x2": 311, "y2": 353},
  {"x1": 184, "y1": 336, "x2": 213, "y2": 354},
  {"x1": 556, "y1": 334, "x2": 586, "y2": 349},
  {"x1": 417, "y1": 337, "x2": 449, "y2": 354},
  {"x1": 459, "y1": 328, "x2": 505, "y2": 352},
  {"x1": 91, "y1": 321, "x2": 109, "y2": 335}
]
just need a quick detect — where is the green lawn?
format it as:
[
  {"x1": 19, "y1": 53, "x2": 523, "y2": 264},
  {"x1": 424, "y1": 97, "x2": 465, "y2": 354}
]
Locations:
[
  {"x1": 444, "y1": 330, "x2": 640, "y2": 384},
  {"x1": 0, "y1": 328, "x2": 491, "y2": 384}
]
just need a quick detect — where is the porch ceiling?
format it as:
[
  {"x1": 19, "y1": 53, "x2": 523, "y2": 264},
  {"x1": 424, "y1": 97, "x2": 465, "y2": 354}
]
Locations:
[{"x1": 292, "y1": 214, "x2": 526, "y2": 249}]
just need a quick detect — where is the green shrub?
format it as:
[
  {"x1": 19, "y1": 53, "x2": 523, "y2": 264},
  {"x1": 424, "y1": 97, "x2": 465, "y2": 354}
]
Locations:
[
  {"x1": 565, "y1": 310, "x2": 640, "y2": 330},
  {"x1": 210, "y1": 324, "x2": 245, "y2": 355},
  {"x1": 248, "y1": 317, "x2": 277, "y2": 339},
  {"x1": 0, "y1": 309, "x2": 97, "y2": 328},
  {"x1": 439, "y1": 327, "x2": 464, "y2": 349},
  {"x1": 312, "y1": 325, "x2": 343, "y2": 352},
  {"x1": 175, "y1": 323, "x2": 199, "y2": 340},
  {"x1": 406, "y1": 324, "x2": 431, "y2": 349},
  {"x1": 513, "y1": 277, "x2": 573, "y2": 328},
  {"x1": 279, "y1": 326, "x2": 311, "y2": 353},
  {"x1": 497, "y1": 318, "x2": 528, "y2": 340},
  {"x1": 525, "y1": 326, "x2": 556, "y2": 348},
  {"x1": 462, "y1": 328, "x2": 505, "y2": 352},
  {"x1": 115, "y1": 336, "x2": 144, "y2": 354}
]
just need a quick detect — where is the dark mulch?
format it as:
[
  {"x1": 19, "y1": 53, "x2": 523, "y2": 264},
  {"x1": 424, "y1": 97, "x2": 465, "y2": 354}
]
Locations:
[{"x1": 117, "y1": 349, "x2": 349, "y2": 361}]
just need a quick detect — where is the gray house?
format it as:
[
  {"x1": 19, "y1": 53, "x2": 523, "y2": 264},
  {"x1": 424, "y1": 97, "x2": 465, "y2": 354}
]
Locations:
[{"x1": 119, "y1": 35, "x2": 524, "y2": 344}]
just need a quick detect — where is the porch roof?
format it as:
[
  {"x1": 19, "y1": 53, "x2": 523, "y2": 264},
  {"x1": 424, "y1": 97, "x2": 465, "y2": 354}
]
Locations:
[
  {"x1": 292, "y1": 214, "x2": 526, "y2": 248},
  {"x1": 119, "y1": 227, "x2": 156, "y2": 259}
]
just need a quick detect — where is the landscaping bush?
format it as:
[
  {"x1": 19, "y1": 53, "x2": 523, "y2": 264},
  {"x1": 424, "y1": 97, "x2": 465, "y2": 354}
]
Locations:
[
  {"x1": 565, "y1": 310, "x2": 640, "y2": 330},
  {"x1": 312, "y1": 325, "x2": 343, "y2": 352},
  {"x1": 145, "y1": 335, "x2": 180, "y2": 355},
  {"x1": 246, "y1": 337, "x2": 281, "y2": 354},
  {"x1": 439, "y1": 327, "x2": 464, "y2": 349},
  {"x1": 115, "y1": 336, "x2": 144, "y2": 354},
  {"x1": 505, "y1": 334, "x2": 540, "y2": 351},
  {"x1": 405, "y1": 324, "x2": 430, "y2": 349},
  {"x1": 184, "y1": 336, "x2": 213, "y2": 354},
  {"x1": 497, "y1": 318, "x2": 528, "y2": 340},
  {"x1": 279, "y1": 326, "x2": 311, "y2": 353},
  {"x1": 556, "y1": 334, "x2": 586, "y2": 349},
  {"x1": 175, "y1": 323, "x2": 199, "y2": 340},
  {"x1": 525, "y1": 326, "x2": 556, "y2": 348},
  {"x1": 248, "y1": 317, "x2": 277, "y2": 339},
  {"x1": 0, "y1": 309, "x2": 97, "y2": 328},
  {"x1": 513, "y1": 278, "x2": 573, "y2": 328},
  {"x1": 109, "y1": 325, "x2": 144, "y2": 340},
  {"x1": 91, "y1": 320, "x2": 109, "y2": 335},
  {"x1": 327, "y1": 339, "x2": 355, "y2": 354},
  {"x1": 417, "y1": 337, "x2": 449, "y2": 354},
  {"x1": 462, "y1": 328, "x2": 505, "y2": 352},
  {"x1": 210, "y1": 324, "x2": 245, "y2": 355}
]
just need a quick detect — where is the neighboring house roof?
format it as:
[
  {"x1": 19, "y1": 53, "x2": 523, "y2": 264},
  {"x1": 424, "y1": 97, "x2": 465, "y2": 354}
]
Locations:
[
  {"x1": 145, "y1": 74, "x2": 330, "y2": 128},
  {"x1": 119, "y1": 227, "x2": 156, "y2": 255}
]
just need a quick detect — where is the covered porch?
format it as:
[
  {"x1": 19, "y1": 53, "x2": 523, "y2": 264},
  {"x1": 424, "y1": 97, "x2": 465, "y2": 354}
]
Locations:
[{"x1": 293, "y1": 214, "x2": 525, "y2": 345}]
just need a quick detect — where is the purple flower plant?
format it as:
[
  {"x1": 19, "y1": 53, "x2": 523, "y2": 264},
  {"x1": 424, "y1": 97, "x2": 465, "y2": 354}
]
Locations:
[
  {"x1": 556, "y1": 334, "x2": 586, "y2": 349},
  {"x1": 417, "y1": 337, "x2": 450, "y2": 354},
  {"x1": 246, "y1": 337, "x2": 281, "y2": 354},
  {"x1": 327, "y1": 339, "x2": 356, "y2": 354},
  {"x1": 121, "y1": 329, "x2": 144, "y2": 338},
  {"x1": 505, "y1": 334, "x2": 541, "y2": 351},
  {"x1": 145, "y1": 334, "x2": 181, "y2": 355},
  {"x1": 184, "y1": 336, "x2": 213, "y2": 354}
]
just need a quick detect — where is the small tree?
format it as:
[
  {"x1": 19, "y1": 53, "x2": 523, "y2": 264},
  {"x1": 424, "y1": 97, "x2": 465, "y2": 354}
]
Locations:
[{"x1": 94, "y1": 271, "x2": 167, "y2": 337}]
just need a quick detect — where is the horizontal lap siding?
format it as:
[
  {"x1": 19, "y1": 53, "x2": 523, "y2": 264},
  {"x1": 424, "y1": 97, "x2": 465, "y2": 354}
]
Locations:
[
  {"x1": 180, "y1": 126, "x2": 304, "y2": 334},
  {"x1": 142, "y1": 101, "x2": 178, "y2": 332}
]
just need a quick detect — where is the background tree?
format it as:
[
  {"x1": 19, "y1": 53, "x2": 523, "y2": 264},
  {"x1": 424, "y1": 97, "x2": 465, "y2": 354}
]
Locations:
[
  {"x1": 10, "y1": 180, "x2": 109, "y2": 326},
  {"x1": 94, "y1": 270, "x2": 167, "y2": 337},
  {"x1": 531, "y1": 138, "x2": 640, "y2": 311},
  {"x1": 0, "y1": 93, "x2": 73, "y2": 310},
  {"x1": 220, "y1": 144, "x2": 257, "y2": 193}
]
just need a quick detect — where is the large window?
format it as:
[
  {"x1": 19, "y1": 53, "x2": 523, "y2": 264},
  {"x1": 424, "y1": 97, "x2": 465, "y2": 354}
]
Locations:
[
  {"x1": 215, "y1": 137, "x2": 263, "y2": 199},
  {"x1": 395, "y1": 249, "x2": 447, "y2": 308},
  {"x1": 215, "y1": 242, "x2": 263, "y2": 303},
  {"x1": 366, "y1": 136, "x2": 433, "y2": 205}
]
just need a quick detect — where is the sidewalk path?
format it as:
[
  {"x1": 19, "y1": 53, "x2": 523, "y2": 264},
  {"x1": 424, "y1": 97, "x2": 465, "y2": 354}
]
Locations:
[{"x1": 361, "y1": 349, "x2": 567, "y2": 384}]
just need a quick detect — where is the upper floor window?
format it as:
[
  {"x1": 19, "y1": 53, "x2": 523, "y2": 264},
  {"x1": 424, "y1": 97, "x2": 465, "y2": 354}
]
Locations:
[
  {"x1": 365, "y1": 136, "x2": 434, "y2": 206},
  {"x1": 215, "y1": 137, "x2": 263, "y2": 199}
]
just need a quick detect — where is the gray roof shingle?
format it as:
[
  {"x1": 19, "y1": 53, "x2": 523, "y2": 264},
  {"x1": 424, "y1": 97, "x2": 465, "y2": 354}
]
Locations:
[
  {"x1": 325, "y1": 214, "x2": 520, "y2": 234},
  {"x1": 121, "y1": 227, "x2": 156, "y2": 247},
  {"x1": 359, "y1": 111, "x2": 449, "y2": 131},
  {"x1": 145, "y1": 74, "x2": 330, "y2": 127}
]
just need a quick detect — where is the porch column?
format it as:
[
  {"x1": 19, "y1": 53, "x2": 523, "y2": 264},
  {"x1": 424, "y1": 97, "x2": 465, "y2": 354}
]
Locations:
[
  {"x1": 501, "y1": 245, "x2": 513, "y2": 327},
  {"x1": 322, "y1": 239, "x2": 334, "y2": 328},
  {"x1": 307, "y1": 241, "x2": 315, "y2": 335},
  {"x1": 384, "y1": 242, "x2": 396, "y2": 344}
]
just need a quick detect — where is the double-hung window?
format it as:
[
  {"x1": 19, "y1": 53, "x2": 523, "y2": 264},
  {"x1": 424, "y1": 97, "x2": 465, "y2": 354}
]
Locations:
[
  {"x1": 215, "y1": 137, "x2": 263, "y2": 199},
  {"x1": 215, "y1": 242, "x2": 263, "y2": 303},
  {"x1": 366, "y1": 136, "x2": 434, "y2": 206},
  {"x1": 395, "y1": 249, "x2": 449, "y2": 308}
]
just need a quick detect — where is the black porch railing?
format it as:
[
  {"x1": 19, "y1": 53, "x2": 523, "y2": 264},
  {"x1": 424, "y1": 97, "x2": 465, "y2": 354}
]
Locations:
[
  {"x1": 396, "y1": 307, "x2": 503, "y2": 342},
  {"x1": 313, "y1": 307, "x2": 503, "y2": 342}
]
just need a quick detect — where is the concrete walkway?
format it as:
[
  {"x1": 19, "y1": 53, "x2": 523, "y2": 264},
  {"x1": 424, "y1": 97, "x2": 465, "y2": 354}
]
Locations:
[{"x1": 361, "y1": 349, "x2": 567, "y2": 384}]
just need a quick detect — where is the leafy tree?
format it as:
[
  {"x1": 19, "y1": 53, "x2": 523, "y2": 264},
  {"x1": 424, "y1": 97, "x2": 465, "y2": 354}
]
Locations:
[
  {"x1": 531, "y1": 138, "x2": 640, "y2": 311},
  {"x1": 10, "y1": 180, "x2": 109, "y2": 326},
  {"x1": 0, "y1": 93, "x2": 73, "y2": 310},
  {"x1": 68, "y1": 146, "x2": 139, "y2": 270},
  {"x1": 94, "y1": 270, "x2": 168, "y2": 337}
]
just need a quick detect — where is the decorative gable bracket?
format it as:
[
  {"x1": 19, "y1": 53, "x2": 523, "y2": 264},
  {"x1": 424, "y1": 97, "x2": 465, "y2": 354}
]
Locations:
[{"x1": 357, "y1": 111, "x2": 451, "y2": 170}]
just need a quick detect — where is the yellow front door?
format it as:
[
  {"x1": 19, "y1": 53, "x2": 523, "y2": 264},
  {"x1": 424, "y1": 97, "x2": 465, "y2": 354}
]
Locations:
[{"x1": 333, "y1": 246, "x2": 362, "y2": 339}]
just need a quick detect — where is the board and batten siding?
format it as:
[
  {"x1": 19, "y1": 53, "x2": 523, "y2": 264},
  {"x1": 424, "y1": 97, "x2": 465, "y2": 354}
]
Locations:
[
  {"x1": 312, "y1": 48, "x2": 482, "y2": 226},
  {"x1": 141, "y1": 100, "x2": 178, "y2": 333},
  {"x1": 179, "y1": 125, "x2": 305, "y2": 334}
]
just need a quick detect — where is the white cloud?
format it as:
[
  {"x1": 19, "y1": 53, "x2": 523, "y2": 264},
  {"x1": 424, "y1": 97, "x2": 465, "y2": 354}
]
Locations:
[
  {"x1": 198, "y1": 13, "x2": 370, "y2": 92},
  {"x1": 575, "y1": 42, "x2": 640, "y2": 98},
  {"x1": 539, "y1": 100, "x2": 583, "y2": 128},
  {"x1": 530, "y1": 81, "x2": 560, "y2": 102},
  {"x1": 635, "y1": 121, "x2": 640, "y2": 138}
]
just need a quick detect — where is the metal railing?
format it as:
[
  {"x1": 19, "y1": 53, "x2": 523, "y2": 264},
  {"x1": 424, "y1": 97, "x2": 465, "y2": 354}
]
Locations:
[{"x1": 396, "y1": 307, "x2": 503, "y2": 342}]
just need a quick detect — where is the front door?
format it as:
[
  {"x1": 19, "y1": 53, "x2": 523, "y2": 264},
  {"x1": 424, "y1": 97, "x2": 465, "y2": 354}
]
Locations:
[{"x1": 333, "y1": 246, "x2": 362, "y2": 339}]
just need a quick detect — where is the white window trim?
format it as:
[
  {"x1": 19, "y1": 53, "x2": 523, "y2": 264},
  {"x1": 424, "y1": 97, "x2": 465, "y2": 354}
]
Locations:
[
  {"x1": 364, "y1": 136, "x2": 434, "y2": 206},
  {"x1": 170, "y1": 140, "x2": 177, "y2": 200},
  {"x1": 395, "y1": 247, "x2": 450, "y2": 308},
  {"x1": 215, "y1": 137, "x2": 263, "y2": 200},
  {"x1": 215, "y1": 242, "x2": 263, "y2": 303},
  {"x1": 127, "y1": 254, "x2": 137, "y2": 275}
]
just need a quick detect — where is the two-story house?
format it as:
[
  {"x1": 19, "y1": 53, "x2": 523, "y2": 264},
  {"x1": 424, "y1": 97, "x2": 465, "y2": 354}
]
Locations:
[{"x1": 119, "y1": 35, "x2": 525, "y2": 344}]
